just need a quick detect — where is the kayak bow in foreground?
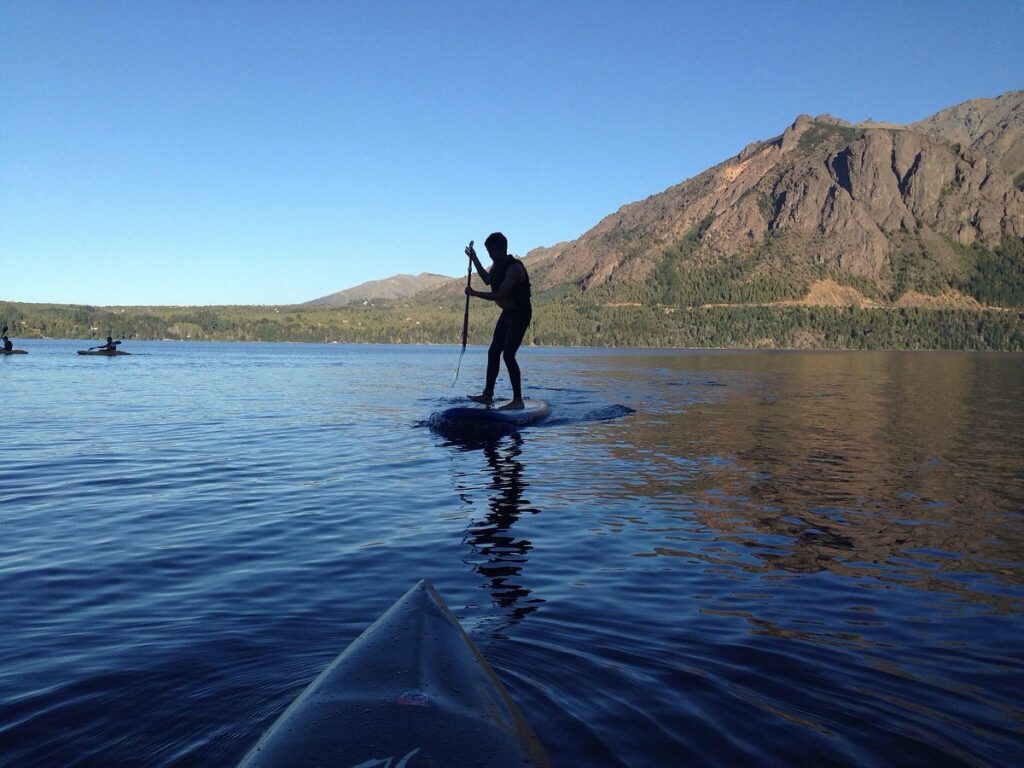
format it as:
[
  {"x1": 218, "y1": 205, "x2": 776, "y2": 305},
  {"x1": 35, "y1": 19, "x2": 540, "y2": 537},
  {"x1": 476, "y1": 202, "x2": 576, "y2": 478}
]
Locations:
[{"x1": 238, "y1": 579, "x2": 550, "y2": 767}]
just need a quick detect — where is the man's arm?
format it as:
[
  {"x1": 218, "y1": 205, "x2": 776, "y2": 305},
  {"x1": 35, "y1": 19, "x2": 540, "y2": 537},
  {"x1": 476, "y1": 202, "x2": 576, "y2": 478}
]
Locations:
[{"x1": 467, "y1": 262, "x2": 523, "y2": 301}]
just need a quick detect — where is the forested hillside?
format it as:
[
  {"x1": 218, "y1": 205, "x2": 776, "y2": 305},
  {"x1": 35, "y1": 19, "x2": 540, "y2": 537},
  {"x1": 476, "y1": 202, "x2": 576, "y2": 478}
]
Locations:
[{"x1": 2, "y1": 298, "x2": 1021, "y2": 351}]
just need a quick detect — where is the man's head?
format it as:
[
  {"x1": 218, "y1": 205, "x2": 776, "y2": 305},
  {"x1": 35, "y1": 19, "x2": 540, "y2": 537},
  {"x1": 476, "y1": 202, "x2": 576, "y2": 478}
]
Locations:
[
  {"x1": 107, "y1": 336, "x2": 113, "y2": 342},
  {"x1": 484, "y1": 232, "x2": 509, "y2": 262}
]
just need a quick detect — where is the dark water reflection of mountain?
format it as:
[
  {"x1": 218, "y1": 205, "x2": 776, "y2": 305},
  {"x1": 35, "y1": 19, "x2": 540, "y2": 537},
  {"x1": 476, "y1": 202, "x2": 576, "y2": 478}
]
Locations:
[
  {"x1": 595, "y1": 352, "x2": 1024, "y2": 609},
  {"x1": 493, "y1": 350, "x2": 1024, "y2": 766},
  {"x1": 425, "y1": 351, "x2": 1022, "y2": 766}
]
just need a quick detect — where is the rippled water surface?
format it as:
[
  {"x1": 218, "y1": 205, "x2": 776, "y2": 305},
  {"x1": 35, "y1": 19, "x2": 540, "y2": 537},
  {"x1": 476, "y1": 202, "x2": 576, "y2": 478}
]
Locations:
[{"x1": 2, "y1": 341, "x2": 1022, "y2": 767}]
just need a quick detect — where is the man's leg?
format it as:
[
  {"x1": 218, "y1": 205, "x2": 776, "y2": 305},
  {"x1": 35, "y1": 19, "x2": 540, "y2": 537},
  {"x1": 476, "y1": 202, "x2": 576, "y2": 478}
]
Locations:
[
  {"x1": 473, "y1": 311, "x2": 511, "y2": 404},
  {"x1": 501, "y1": 308, "x2": 531, "y2": 405}
]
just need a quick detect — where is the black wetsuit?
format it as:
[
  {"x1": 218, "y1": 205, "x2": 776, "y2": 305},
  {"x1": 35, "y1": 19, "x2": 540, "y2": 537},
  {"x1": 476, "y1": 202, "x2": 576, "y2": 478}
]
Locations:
[
  {"x1": 483, "y1": 259, "x2": 532, "y2": 401},
  {"x1": 2, "y1": 338, "x2": 12, "y2": 352}
]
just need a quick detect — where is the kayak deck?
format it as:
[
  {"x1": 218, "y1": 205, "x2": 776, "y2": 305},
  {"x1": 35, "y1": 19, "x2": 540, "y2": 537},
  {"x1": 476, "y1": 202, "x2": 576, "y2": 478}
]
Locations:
[
  {"x1": 1, "y1": 349, "x2": 27, "y2": 355},
  {"x1": 77, "y1": 350, "x2": 130, "y2": 355},
  {"x1": 238, "y1": 580, "x2": 549, "y2": 767}
]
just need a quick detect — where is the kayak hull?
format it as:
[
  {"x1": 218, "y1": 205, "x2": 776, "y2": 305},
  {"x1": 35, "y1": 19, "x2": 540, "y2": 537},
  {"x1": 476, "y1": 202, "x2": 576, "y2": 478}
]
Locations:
[
  {"x1": 1, "y1": 349, "x2": 27, "y2": 355},
  {"x1": 77, "y1": 350, "x2": 131, "y2": 356},
  {"x1": 237, "y1": 580, "x2": 549, "y2": 767}
]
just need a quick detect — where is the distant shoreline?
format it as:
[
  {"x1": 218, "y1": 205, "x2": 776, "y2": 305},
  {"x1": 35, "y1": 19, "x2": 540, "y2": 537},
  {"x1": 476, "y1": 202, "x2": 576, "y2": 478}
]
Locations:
[{"x1": 3, "y1": 298, "x2": 1022, "y2": 352}]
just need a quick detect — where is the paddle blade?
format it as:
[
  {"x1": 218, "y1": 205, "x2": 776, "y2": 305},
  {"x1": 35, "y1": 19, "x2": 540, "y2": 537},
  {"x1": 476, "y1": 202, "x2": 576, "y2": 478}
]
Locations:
[{"x1": 451, "y1": 347, "x2": 467, "y2": 389}]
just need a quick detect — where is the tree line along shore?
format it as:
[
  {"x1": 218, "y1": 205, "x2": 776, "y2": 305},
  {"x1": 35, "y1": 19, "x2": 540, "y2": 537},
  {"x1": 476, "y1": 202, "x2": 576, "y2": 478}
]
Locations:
[{"x1": 2, "y1": 299, "x2": 1022, "y2": 351}]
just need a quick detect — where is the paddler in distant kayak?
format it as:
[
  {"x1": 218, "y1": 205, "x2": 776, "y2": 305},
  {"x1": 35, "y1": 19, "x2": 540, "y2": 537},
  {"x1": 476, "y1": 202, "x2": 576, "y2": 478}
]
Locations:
[
  {"x1": 2, "y1": 334, "x2": 12, "y2": 352},
  {"x1": 464, "y1": 232, "x2": 532, "y2": 410},
  {"x1": 99, "y1": 335, "x2": 118, "y2": 352}
]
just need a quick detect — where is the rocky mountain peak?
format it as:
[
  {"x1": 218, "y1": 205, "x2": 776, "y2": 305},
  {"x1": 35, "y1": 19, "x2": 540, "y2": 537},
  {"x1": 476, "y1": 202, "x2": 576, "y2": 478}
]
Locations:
[
  {"x1": 909, "y1": 89, "x2": 1024, "y2": 184},
  {"x1": 527, "y1": 91, "x2": 1024, "y2": 303}
]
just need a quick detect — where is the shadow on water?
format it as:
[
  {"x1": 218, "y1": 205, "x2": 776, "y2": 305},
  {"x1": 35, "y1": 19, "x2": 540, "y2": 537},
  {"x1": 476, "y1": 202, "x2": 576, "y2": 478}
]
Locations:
[
  {"x1": 421, "y1": 394, "x2": 634, "y2": 634},
  {"x1": 421, "y1": 393, "x2": 634, "y2": 632},
  {"x1": 437, "y1": 429, "x2": 545, "y2": 634}
]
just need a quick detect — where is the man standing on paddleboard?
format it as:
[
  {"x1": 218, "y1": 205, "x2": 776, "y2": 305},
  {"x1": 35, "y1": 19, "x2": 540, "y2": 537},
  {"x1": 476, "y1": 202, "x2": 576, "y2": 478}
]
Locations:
[{"x1": 464, "y1": 232, "x2": 532, "y2": 410}]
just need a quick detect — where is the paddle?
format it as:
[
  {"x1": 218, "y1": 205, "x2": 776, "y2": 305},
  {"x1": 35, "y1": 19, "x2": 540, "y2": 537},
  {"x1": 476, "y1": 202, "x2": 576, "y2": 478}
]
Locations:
[{"x1": 451, "y1": 240, "x2": 473, "y2": 388}]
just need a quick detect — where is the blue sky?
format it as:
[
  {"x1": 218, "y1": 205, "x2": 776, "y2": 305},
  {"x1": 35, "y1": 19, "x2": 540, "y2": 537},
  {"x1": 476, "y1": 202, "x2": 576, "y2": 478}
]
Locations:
[{"x1": 3, "y1": 1, "x2": 1022, "y2": 306}]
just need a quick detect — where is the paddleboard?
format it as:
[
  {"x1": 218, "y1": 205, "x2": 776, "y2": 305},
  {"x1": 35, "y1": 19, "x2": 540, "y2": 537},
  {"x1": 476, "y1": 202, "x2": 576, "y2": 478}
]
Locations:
[
  {"x1": 237, "y1": 580, "x2": 549, "y2": 767},
  {"x1": 77, "y1": 350, "x2": 131, "y2": 356},
  {"x1": 437, "y1": 399, "x2": 551, "y2": 427},
  {"x1": 1, "y1": 349, "x2": 27, "y2": 355}
]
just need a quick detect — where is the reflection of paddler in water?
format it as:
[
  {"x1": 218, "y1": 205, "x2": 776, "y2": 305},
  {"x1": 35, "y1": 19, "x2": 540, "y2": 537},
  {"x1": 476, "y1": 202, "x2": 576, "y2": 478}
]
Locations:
[
  {"x1": 464, "y1": 233, "x2": 532, "y2": 411},
  {"x1": 460, "y1": 433, "x2": 543, "y2": 623}
]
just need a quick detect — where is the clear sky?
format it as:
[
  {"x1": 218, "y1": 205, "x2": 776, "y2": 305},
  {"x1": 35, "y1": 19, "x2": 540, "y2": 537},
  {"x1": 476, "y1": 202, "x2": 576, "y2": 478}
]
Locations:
[{"x1": 3, "y1": 1, "x2": 1022, "y2": 306}]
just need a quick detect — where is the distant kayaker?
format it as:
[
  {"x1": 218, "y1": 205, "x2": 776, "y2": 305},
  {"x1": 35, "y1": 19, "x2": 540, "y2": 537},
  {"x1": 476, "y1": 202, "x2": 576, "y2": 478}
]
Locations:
[
  {"x1": 464, "y1": 232, "x2": 532, "y2": 410},
  {"x1": 2, "y1": 334, "x2": 12, "y2": 352},
  {"x1": 99, "y1": 336, "x2": 117, "y2": 352}
]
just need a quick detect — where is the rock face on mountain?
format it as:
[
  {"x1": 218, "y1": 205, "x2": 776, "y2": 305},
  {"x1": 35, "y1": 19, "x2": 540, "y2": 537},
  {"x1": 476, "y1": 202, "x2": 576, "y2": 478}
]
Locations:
[
  {"x1": 528, "y1": 91, "x2": 1024, "y2": 305},
  {"x1": 910, "y1": 90, "x2": 1024, "y2": 185},
  {"x1": 307, "y1": 272, "x2": 454, "y2": 306}
]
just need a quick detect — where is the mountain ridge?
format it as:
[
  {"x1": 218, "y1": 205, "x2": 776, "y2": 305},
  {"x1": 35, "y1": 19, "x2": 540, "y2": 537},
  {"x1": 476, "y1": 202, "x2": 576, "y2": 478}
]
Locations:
[
  {"x1": 909, "y1": 89, "x2": 1024, "y2": 184},
  {"x1": 306, "y1": 272, "x2": 454, "y2": 306},
  {"x1": 506, "y1": 91, "x2": 1024, "y2": 310}
]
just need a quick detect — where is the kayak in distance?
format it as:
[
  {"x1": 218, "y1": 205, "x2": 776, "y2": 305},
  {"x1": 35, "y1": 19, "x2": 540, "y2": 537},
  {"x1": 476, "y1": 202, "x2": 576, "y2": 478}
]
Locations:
[
  {"x1": 1, "y1": 349, "x2": 28, "y2": 355},
  {"x1": 435, "y1": 399, "x2": 551, "y2": 428},
  {"x1": 77, "y1": 349, "x2": 131, "y2": 356},
  {"x1": 237, "y1": 580, "x2": 550, "y2": 768}
]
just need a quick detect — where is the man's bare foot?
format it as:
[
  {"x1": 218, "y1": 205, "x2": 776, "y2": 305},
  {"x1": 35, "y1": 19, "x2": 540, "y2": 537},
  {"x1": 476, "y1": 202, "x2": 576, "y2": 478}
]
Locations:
[
  {"x1": 498, "y1": 398, "x2": 525, "y2": 410},
  {"x1": 468, "y1": 393, "x2": 494, "y2": 406}
]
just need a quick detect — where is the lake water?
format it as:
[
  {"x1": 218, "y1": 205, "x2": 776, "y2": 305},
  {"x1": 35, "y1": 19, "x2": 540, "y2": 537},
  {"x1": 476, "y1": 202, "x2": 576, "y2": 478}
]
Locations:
[{"x1": 1, "y1": 340, "x2": 1022, "y2": 767}]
